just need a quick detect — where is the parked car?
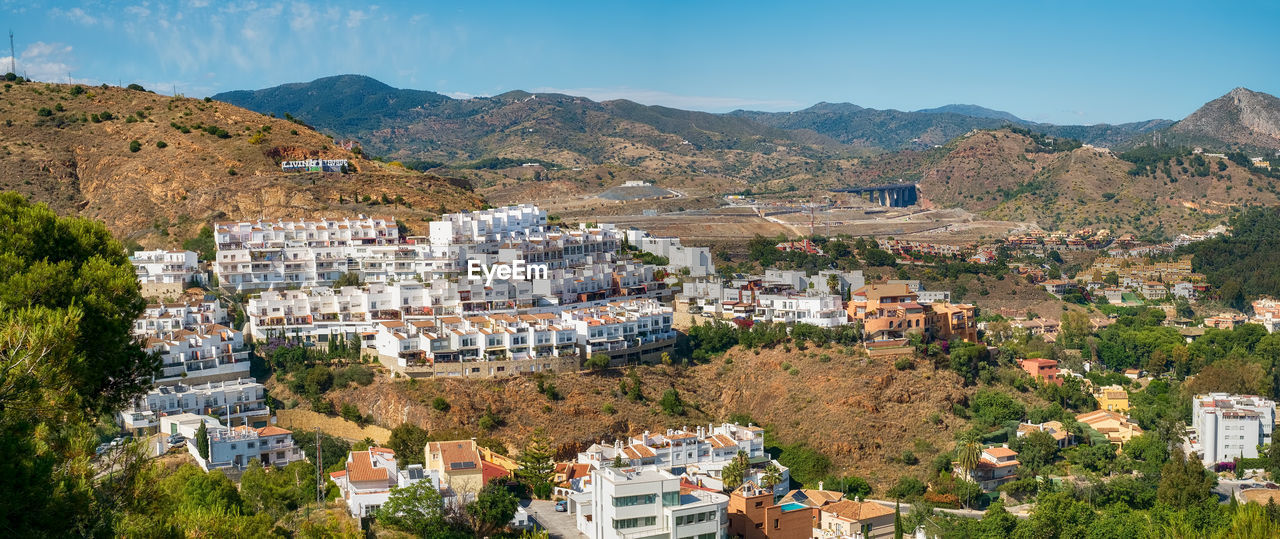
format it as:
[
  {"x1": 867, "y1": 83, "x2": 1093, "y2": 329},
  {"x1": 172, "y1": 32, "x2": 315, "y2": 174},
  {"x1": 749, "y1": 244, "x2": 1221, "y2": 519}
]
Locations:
[
  {"x1": 168, "y1": 434, "x2": 186, "y2": 445},
  {"x1": 95, "y1": 443, "x2": 111, "y2": 456},
  {"x1": 555, "y1": 500, "x2": 567, "y2": 512}
]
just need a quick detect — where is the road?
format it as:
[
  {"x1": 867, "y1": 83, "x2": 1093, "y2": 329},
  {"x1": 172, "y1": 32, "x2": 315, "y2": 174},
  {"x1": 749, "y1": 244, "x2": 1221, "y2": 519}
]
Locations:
[
  {"x1": 526, "y1": 499, "x2": 584, "y2": 539},
  {"x1": 1213, "y1": 478, "x2": 1273, "y2": 503}
]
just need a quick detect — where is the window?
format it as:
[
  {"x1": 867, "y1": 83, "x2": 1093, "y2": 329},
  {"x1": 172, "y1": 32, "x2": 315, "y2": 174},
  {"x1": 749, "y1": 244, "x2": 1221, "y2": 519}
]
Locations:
[
  {"x1": 613, "y1": 516, "x2": 656, "y2": 529},
  {"x1": 662, "y1": 492, "x2": 680, "y2": 506},
  {"x1": 613, "y1": 494, "x2": 657, "y2": 507}
]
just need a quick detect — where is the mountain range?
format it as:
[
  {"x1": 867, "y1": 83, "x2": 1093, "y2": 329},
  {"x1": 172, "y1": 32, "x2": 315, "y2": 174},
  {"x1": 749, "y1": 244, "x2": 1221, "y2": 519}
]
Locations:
[{"x1": 215, "y1": 75, "x2": 1280, "y2": 165}]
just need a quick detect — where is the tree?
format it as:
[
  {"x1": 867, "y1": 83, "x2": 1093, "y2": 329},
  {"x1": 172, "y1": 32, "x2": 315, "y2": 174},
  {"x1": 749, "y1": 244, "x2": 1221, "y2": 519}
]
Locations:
[
  {"x1": 388, "y1": 424, "x2": 430, "y2": 466},
  {"x1": 584, "y1": 353, "x2": 610, "y2": 370},
  {"x1": 516, "y1": 430, "x2": 555, "y2": 499},
  {"x1": 340, "y1": 403, "x2": 362, "y2": 424},
  {"x1": 465, "y1": 479, "x2": 519, "y2": 538},
  {"x1": 376, "y1": 480, "x2": 449, "y2": 536},
  {"x1": 196, "y1": 421, "x2": 210, "y2": 460},
  {"x1": 886, "y1": 477, "x2": 925, "y2": 501},
  {"x1": 761, "y1": 463, "x2": 784, "y2": 490},
  {"x1": 333, "y1": 272, "x2": 363, "y2": 288},
  {"x1": 894, "y1": 501, "x2": 904, "y2": 539},
  {"x1": 721, "y1": 450, "x2": 749, "y2": 492},
  {"x1": 1157, "y1": 450, "x2": 1216, "y2": 510},
  {"x1": 659, "y1": 387, "x2": 686, "y2": 416},
  {"x1": 431, "y1": 396, "x2": 451, "y2": 412},
  {"x1": 1011, "y1": 430, "x2": 1059, "y2": 474},
  {"x1": 956, "y1": 437, "x2": 981, "y2": 482}
]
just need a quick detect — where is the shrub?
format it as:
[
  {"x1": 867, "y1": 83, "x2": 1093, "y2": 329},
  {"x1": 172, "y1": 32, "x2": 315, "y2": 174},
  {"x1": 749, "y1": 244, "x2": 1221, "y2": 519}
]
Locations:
[
  {"x1": 602, "y1": 403, "x2": 616, "y2": 415},
  {"x1": 99, "y1": 111, "x2": 114, "y2": 121},
  {"x1": 431, "y1": 397, "x2": 450, "y2": 412},
  {"x1": 54, "y1": 103, "x2": 64, "y2": 112},
  {"x1": 69, "y1": 85, "x2": 84, "y2": 95},
  {"x1": 203, "y1": 96, "x2": 212, "y2": 102},
  {"x1": 128, "y1": 140, "x2": 141, "y2": 153},
  {"x1": 36, "y1": 107, "x2": 52, "y2": 117},
  {"x1": 126, "y1": 83, "x2": 146, "y2": 92},
  {"x1": 894, "y1": 358, "x2": 913, "y2": 370},
  {"x1": 155, "y1": 140, "x2": 167, "y2": 149},
  {"x1": 227, "y1": 168, "x2": 237, "y2": 176},
  {"x1": 901, "y1": 451, "x2": 919, "y2": 465}
]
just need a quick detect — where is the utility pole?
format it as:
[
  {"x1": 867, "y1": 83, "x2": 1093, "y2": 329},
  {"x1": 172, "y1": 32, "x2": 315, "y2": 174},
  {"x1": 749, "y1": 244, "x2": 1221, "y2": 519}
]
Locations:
[
  {"x1": 316, "y1": 427, "x2": 324, "y2": 507},
  {"x1": 8, "y1": 30, "x2": 15, "y2": 75}
]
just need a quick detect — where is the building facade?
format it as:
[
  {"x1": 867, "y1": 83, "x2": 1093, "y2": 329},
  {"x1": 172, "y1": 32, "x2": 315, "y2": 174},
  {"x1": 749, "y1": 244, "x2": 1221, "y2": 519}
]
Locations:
[{"x1": 1188, "y1": 393, "x2": 1276, "y2": 467}]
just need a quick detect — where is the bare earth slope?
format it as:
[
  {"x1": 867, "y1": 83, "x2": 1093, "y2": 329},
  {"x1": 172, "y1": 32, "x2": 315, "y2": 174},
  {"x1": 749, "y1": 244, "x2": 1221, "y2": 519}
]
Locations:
[
  {"x1": 0, "y1": 81, "x2": 482, "y2": 246},
  {"x1": 312, "y1": 346, "x2": 976, "y2": 489}
]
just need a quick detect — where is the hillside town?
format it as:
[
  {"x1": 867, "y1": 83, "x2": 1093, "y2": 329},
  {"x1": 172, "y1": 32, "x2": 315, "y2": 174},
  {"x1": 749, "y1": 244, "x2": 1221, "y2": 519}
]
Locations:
[{"x1": 82, "y1": 201, "x2": 1280, "y2": 537}]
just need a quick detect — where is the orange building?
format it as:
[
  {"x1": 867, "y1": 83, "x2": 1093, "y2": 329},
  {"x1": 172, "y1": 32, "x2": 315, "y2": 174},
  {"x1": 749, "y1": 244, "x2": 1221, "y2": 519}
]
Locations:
[
  {"x1": 1018, "y1": 358, "x2": 1062, "y2": 385},
  {"x1": 847, "y1": 284, "x2": 977, "y2": 346},
  {"x1": 847, "y1": 283, "x2": 927, "y2": 345}
]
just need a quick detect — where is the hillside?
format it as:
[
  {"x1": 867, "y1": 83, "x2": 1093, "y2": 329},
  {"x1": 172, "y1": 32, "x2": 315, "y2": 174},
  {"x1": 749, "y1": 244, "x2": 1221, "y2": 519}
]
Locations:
[
  {"x1": 916, "y1": 104, "x2": 1026, "y2": 123},
  {"x1": 838, "y1": 128, "x2": 1280, "y2": 235},
  {"x1": 214, "y1": 75, "x2": 853, "y2": 186},
  {"x1": 309, "y1": 345, "x2": 980, "y2": 490},
  {"x1": 732, "y1": 104, "x2": 1170, "y2": 150},
  {"x1": 0, "y1": 80, "x2": 483, "y2": 246},
  {"x1": 1157, "y1": 87, "x2": 1280, "y2": 152}
]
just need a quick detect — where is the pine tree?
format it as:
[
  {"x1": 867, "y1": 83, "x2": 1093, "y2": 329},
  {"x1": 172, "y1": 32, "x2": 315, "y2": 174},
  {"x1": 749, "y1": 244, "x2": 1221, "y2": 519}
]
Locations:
[
  {"x1": 894, "y1": 501, "x2": 904, "y2": 539},
  {"x1": 517, "y1": 429, "x2": 556, "y2": 499},
  {"x1": 196, "y1": 421, "x2": 210, "y2": 460}
]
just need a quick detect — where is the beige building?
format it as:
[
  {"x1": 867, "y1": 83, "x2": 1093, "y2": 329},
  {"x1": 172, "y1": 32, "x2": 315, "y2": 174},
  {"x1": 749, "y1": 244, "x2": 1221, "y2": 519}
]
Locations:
[
  {"x1": 1077, "y1": 410, "x2": 1143, "y2": 447},
  {"x1": 426, "y1": 440, "x2": 485, "y2": 496}
]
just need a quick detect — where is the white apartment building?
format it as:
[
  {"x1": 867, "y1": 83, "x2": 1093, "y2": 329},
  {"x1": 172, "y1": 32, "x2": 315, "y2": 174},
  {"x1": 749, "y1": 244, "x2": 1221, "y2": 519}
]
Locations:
[
  {"x1": 144, "y1": 324, "x2": 251, "y2": 385},
  {"x1": 573, "y1": 465, "x2": 729, "y2": 539},
  {"x1": 119, "y1": 377, "x2": 268, "y2": 434},
  {"x1": 132, "y1": 296, "x2": 227, "y2": 338},
  {"x1": 161, "y1": 413, "x2": 305, "y2": 471},
  {"x1": 131, "y1": 249, "x2": 204, "y2": 298},
  {"x1": 429, "y1": 204, "x2": 548, "y2": 246},
  {"x1": 371, "y1": 313, "x2": 580, "y2": 378},
  {"x1": 1188, "y1": 393, "x2": 1276, "y2": 466},
  {"x1": 561, "y1": 299, "x2": 678, "y2": 365},
  {"x1": 214, "y1": 215, "x2": 400, "y2": 290},
  {"x1": 576, "y1": 423, "x2": 788, "y2": 496},
  {"x1": 623, "y1": 228, "x2": 717, "y2": 277},
  {"x1": 330, "y1": 447, "x2": 440, "y2": 520},
  {"x1": 763, "y1": 269, "x2": 866, "y2": 296},
  {"x1": 679, "y1": 278, "x2": 850, "y2": 328}
]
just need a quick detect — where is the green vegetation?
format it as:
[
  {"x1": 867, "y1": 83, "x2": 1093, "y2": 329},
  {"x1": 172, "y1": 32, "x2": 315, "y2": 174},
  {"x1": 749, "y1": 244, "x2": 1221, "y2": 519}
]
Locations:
[
  {"x1": 458, "y1": 157, "x2": 559, "y2": 170},
  {"x1": 181, "y1": 225, "x2": 216, "y2": 260},
  {"x1": 683, "y1": 319, "x2": 861, "y2": 363},
  {"x1": 1179, "y1": 208, "x2": 1280, "y2": 309},
  {"x1": 129, "y1": 139, "x2": 142, "y2": 152}
]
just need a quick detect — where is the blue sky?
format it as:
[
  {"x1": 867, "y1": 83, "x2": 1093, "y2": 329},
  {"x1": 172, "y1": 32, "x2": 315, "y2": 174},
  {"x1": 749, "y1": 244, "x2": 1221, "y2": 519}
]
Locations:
[{"x1": 2, "y1": 0, "x2": 1278, "y2": 124}]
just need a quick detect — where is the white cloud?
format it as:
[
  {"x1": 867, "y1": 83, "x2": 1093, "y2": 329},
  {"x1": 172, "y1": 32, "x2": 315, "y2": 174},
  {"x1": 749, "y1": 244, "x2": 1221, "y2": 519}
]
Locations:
[
  {"x1": 0, "y1": 41, "x2": 79, "y2": 82},
  {"x1": 346, "y1": 9, "x2": 367, "y2": 28},
  {"x1": 54, "y1": 7, "x2": 98, "y2": 26},
  {"x1": 530, "y1": 86, "x2": 802, "y2": 112}
]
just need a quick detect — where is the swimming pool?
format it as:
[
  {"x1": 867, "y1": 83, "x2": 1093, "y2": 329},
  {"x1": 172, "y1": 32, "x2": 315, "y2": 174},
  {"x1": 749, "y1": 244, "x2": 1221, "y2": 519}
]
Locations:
[{"x1": 780, "y1": 502, "x2": 808, "y2": 511}]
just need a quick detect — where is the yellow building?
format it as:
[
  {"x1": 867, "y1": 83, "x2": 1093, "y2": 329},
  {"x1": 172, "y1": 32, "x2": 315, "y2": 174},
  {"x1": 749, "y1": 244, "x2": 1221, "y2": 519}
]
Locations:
[
  {"x1": 426, "y1": 439, "x2": 485, "y2": 495},
  {"x1": 1095, "y1": 385, "x2": 1130, "y2": 413},
  {"x1": 1077, "y1": 410, "x2": 1143, "y2": 447}
]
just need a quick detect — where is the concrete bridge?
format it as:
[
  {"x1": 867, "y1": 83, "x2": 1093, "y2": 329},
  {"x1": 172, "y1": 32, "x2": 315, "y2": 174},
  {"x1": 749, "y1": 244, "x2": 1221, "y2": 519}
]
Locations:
[{"x1": 832, "y1": 183, "x2": 919, "y2": 207}]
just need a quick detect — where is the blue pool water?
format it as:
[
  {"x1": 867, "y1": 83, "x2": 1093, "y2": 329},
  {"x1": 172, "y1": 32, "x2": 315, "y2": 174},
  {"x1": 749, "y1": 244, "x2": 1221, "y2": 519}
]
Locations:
[{"x1": 780, "y1": 502, "x2": 807, "y2": 511}]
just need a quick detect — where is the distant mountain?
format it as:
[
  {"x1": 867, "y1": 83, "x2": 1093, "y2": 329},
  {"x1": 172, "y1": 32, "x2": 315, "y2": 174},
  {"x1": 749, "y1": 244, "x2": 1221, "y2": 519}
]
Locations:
[
  {"x1": 215, "y1": 75, "x2": 845, "y2": 177},
  {"x1": 1163, "y1": 87, "x2": 1280, "y2": 152},
  {"x1": 736, "y1": 103, "x2": 1175, "y2": 150},
  {"x1": 916, "y1": 104, "x2": 1025, "y2": 123}
]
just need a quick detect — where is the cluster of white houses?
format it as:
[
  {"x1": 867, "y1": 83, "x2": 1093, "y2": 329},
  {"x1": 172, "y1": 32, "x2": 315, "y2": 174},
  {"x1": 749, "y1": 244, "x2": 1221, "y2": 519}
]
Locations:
[
  {"x1": 129, "y1": 249, "x2": 204, "y2": 299},
  {"x1": 678, "y1": 270, "x2": 865, "y2": 328}
]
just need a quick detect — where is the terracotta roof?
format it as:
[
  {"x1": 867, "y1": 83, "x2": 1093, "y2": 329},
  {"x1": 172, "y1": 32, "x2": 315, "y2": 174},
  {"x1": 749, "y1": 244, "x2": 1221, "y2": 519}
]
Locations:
[
  {"x1": 708, "y1": 434, "x2": 737, "y2": 449},
  {"x1": 623, "y1": 444, "x2": 657, "y2": 459},
  {"x1": 822, "y1": 499, "x2": 895, "y2": 522},
  {"x1": 984, "y1": 447, "x2": 1017, "y2": 458},
  {"x1": 347, "y1": 451, "x2": 389, "y2": 483},
  {"x1": 429, "y1": 440, "x2": 481, "y2": 472},
  {"x1": 255, "y1": 426, "x2": 292, "y2": 437}
]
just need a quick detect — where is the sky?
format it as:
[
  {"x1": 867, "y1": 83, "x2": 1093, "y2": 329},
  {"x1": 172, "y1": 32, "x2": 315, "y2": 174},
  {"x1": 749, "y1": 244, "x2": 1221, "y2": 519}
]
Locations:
[{"x1": 2, "y1": 0, "x2": 1278, "y2": 125}]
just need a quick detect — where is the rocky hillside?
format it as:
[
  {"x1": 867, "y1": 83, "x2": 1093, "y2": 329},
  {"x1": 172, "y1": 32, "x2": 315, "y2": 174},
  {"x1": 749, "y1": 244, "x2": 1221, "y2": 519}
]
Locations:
[
  {"x1": 838, "y1": 128, "x2": 1280, "y2": 235},
  {"x1": 0, "y1": 81, "x2": 483, "y2": 246},
  {"x1": 1159, "y1": 87, "x2": 1280, "y2": 152},
  {"x1": 304, "y1": 345, "x2": 978, "y2": 490}
]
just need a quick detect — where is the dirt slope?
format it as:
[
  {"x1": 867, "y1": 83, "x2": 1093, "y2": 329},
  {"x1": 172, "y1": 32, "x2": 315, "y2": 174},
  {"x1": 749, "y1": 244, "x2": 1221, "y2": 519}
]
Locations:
[
  {"x1": 0, "y1": 81, "x2": 482, "y2": 246},
  {"x1": 307, "y1": 345, "x2": 976, "y2": 489}
]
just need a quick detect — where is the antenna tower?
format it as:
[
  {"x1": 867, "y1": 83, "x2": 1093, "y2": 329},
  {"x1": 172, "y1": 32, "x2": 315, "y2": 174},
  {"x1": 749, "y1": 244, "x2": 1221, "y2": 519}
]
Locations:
[{"x1": 9, "y1": 30, "x2": 15, "y2": 75}]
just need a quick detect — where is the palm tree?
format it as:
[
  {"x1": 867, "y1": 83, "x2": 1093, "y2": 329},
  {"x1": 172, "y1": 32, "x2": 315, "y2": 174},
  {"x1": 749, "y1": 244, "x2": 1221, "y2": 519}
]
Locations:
[
  {"x1": 761, "y1": 463, "x2": 783, "y2": 491},
  {"x1": 956, "y1": 436, "x2": 982, "y2": 509}
]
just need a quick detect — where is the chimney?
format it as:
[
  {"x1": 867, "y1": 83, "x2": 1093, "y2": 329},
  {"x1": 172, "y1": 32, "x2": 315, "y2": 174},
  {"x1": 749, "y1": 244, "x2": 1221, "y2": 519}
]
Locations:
[{"x1": 818, "y1": 481, "x2": 824, "y2": 492}]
